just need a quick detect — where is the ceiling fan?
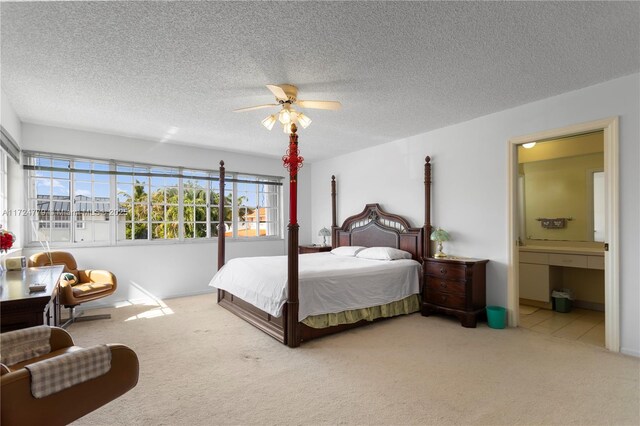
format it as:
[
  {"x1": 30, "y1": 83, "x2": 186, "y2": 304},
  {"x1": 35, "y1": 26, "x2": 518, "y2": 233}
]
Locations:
[{"x1": 234, "y1": 84, "x2": 341, "y2": 132}]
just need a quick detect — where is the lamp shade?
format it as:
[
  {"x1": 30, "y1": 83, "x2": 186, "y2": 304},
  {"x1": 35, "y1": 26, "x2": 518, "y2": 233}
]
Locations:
[
  {"x1": 297, "y1": 113, "x2": 312, "y2": 129},
  {"x1": 430, "y1": 228, "x2": 450, "y2": 242},
  {"x1": 278, "y1": 109, "x2": 292, "y2": 124},
  {"x1": 261, "y1": 114, "x2": 277, "y2": 130}
]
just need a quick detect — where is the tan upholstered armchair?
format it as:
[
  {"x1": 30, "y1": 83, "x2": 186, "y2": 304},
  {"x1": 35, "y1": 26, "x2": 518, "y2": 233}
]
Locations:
[
  {"x1": 29, "y1": 251, "x2": 117, "y2": 327},
  {"x1": 1, "y1": 326, "x2": 138, "y2": 426}
]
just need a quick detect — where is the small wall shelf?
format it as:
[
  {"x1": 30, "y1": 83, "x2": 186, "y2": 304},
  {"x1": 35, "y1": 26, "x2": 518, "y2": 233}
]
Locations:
[{"x1": 536, "y1": 217, "x2": 573, "y2": 229}]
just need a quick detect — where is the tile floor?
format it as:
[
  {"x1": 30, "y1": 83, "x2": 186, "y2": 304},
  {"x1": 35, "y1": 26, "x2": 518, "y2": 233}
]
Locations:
[{"x1": 519, "y1": 305, "x2": 605, "y2": 348}]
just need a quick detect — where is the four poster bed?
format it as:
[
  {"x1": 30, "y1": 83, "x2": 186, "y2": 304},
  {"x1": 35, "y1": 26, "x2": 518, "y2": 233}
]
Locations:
[{"x1": 211, "y1": 126, "x2": 432, "y2": 347}]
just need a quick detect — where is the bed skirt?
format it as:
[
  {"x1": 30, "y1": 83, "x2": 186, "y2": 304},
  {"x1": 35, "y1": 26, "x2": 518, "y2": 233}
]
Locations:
[{"x1": 301, "y1": 294, "x2": 420, "y2": 329}]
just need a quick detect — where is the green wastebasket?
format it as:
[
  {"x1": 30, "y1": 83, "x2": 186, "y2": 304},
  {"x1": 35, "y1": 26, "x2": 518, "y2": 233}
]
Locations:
[
  {"x1": 552, "y1": 289, "x2": 573, "y2": 313},
  {"x1": 486, "y1": 306, "x2": 506, "y2": 329}
]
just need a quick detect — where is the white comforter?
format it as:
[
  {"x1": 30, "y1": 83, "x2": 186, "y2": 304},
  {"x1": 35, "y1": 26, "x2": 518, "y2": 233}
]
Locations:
[{"x1": 209, "y1": 252, "x2": 421, "y2": 321}]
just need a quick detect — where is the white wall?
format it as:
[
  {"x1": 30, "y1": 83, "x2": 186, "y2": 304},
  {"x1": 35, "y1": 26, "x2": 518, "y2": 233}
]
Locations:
[
  {"x1": 20, "y1": 123, "x2": 313, "y2": 305},
  {"x1": 1, "y1": 88, "x2": 25, "y2": 249},
  {"x1": 310, "y1": 74, "x2": 640, "y2": 356},
  {"x1": 1, "y1": 88, "x2": 21, "y2": 144}
]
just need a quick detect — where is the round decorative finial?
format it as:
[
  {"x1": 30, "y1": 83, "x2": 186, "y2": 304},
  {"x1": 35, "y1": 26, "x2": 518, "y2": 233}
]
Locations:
[
  {"x1": 291, "y1": 123, "x2": 298, "y2": 133},
  {"x1": 331, "y1": 175, "x2": 335, "y2": 180},
  {"x1": 425, "y1": 156, "x2": 431, "y2": 163},
  {"x1": 219, "y1": 160, "x2": 225, "y2": 166}
]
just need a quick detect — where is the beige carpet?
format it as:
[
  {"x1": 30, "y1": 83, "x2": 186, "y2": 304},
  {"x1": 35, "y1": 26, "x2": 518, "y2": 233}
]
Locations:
[{"x1": 67, "y1": 294, "x2": 639, "y2": 425}]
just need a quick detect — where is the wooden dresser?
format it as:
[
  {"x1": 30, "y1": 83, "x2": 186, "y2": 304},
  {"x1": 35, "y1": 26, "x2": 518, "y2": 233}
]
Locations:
[
  {"x1": 421, "y1": 257, "x2": 488, "y2": 327},
  {"x1": 298, "y1": 245, "x2": 332, "y2": 254}
]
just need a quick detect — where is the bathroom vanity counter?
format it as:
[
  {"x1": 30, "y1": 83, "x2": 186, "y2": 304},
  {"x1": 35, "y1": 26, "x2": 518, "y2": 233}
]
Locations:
[
  {"x1": 519, "y1": 246, "x2": 605, "y2": 303},
  {"x1": 520, "y1": 245, "x2": 604, "y2": 256},
  {"x1": 520, "y1": 246, "x2": 604, "y2": 271}
]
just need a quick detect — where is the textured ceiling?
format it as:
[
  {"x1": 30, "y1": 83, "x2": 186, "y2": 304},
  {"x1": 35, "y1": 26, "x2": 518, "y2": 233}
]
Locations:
[{"x1": 1, "y1": 1, "x2": 639, "y2": 161}]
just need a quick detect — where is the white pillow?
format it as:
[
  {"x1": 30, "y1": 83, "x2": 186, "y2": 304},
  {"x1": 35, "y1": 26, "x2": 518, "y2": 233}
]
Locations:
[
  {"x1": 330, "y1": 246, "x2": 366, "y2": 257},
  {"x1": 356, "y1": 246, "x2": 412, "y2": 261}
]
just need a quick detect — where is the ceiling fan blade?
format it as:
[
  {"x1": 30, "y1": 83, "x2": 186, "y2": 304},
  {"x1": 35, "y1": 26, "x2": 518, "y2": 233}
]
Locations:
[
  {"x1": 297, "y1": 100, "x2": 342, "y2": 110},
  {"x1": 266, "y1": 85, "x2": 288, "y2": 100},
  {"x1": 233, "y1": 104, "x2": 279, "y2": 113}
]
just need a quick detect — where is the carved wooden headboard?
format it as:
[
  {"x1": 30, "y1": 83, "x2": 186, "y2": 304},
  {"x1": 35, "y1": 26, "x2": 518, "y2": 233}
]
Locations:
[
  {"x1": 333, "y1": 204, "x2": 424, "y2": 261},
  {"x1": 329, "y1": 157, "x2": 431, "y2": 262}
]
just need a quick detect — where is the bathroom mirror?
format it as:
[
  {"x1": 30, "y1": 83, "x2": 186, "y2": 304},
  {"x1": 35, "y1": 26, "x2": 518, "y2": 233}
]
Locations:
[{"x1": 518, "y1": 131, "x2": 604, "y2": 243}]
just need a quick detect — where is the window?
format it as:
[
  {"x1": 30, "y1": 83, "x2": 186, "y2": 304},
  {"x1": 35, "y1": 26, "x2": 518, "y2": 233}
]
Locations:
[
  {"x1": 182, "y1": 170, "x2": 281, "y2": 239},
  {"x1": 116, "y1": 164, "x2": 180, "y2": 241},
  {"x1": 232, "y1": 176, "x2": 280, "y2": 238},
  {"x1": 74, "y1": 160, "x2": 111, "y2": 242},
  {"x1": 24, "y1": 152, "x2": 282, "y2": 246},
  {"x1": 182, "y1": 169, "x2": 217, "y2": 238},
  {"x1": 1, "y1": 126, "x2": 20, "y2": 231},
  {"x1": 27, "y1": 156, "x2": 111, "y2": 243}
]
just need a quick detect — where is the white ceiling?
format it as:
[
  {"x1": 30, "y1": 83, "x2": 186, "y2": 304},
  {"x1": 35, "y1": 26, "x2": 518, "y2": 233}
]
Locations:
[{"x1": 1, "y1": 1, "x2": 638, "y2": 161}]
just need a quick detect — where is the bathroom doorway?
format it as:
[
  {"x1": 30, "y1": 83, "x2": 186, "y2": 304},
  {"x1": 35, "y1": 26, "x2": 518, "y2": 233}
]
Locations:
[{"x1": 507, "y1": 118, "x2": 619, "y2": 352}]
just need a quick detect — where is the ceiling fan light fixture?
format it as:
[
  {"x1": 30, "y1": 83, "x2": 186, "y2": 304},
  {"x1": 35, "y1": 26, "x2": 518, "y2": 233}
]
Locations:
[
  {"x1": 234, "y1": 84, "x2": 339, "y2": 132},
  {"x1": 297, "y1": 113, "x2": 312, "y2": 129},
  {"x1": 261, "y1": 114, "x2": 277, "y2": 130},
  {"x1": 278, "y1": 109, "x2": 292, "y2": 124}
]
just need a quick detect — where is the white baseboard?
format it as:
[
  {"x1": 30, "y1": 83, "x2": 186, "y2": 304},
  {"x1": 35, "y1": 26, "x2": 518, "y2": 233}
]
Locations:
[{"x1": 620, "y1": 347, "x2": 640, "y2": 358}]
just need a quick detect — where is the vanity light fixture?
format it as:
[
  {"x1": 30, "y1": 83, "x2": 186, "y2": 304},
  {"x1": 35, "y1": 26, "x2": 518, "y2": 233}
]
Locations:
[{"x1": 522, "y1": 142, "x2": 537, "y2": 149}]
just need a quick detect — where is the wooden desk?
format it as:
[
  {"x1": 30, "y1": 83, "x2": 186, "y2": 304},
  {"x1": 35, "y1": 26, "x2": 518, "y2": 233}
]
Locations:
[{"x1": 1, "y1": 266, "x2": 64, "y2": 332}]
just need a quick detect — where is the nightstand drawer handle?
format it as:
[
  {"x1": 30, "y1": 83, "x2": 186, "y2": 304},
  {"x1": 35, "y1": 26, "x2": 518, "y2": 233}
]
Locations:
[
  {"x1": 440, "y1": 268, "x2": 447, "y2": 274},
  {"x1": 440, "y1": 295, "x2": 448, "y2": 302},
  {"x1": 439, "y1": 281, "x2": 447, "y2": 289}
]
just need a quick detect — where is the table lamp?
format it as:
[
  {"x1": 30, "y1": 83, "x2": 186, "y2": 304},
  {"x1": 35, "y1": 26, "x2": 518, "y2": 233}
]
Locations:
[
  {"x1": 318, "y1": 227, "x2": 331, "y2": 246},
  {"x1": 430, "y1": 227, "x2": 450, "y2": 258}
]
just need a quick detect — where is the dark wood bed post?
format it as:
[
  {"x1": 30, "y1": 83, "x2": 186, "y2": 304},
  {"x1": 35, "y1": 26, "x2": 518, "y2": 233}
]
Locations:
[
  {"x1": 282, "y1": 124, "x2": 304, "y2": 348},
  {"x1": 424, "y1": 156, "x2": 432, "y2": 259},
  {"x1": 217, "y1": 161, "x2": 226, "y2": 302},
  {"x1": 331, "y1": 175, "x2": 337, "y2": 248},
  {"x1": 217, "y1": 160, "x2": 226, "y2": 270}
]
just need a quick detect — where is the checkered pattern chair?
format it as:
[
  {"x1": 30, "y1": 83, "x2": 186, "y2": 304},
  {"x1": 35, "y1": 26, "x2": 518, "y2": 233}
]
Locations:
[
  {"x1": 29, "y1": 251, "x2": 117, "y2": 327},
  {"x1": 1, "y1": 326, "x2": 138, "y2": 425}
]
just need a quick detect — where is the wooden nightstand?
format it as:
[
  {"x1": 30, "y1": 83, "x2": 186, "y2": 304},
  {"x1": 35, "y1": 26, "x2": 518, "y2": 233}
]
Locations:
[
  {"x1": 421, "y1": 257, "x2": 488, "y2": 328},
  {"x1": 298, "y1": 245, "x2": 332, "y2": 254}
]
